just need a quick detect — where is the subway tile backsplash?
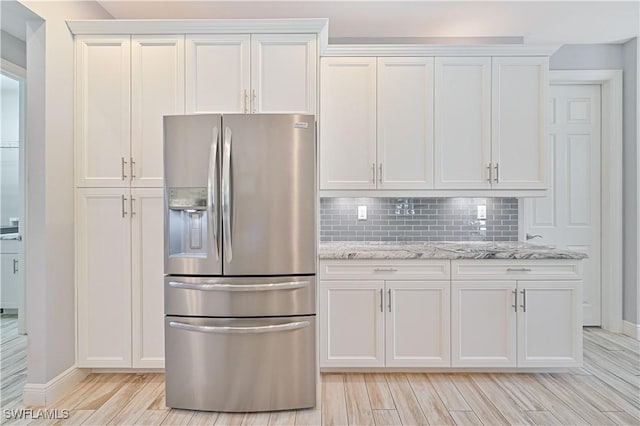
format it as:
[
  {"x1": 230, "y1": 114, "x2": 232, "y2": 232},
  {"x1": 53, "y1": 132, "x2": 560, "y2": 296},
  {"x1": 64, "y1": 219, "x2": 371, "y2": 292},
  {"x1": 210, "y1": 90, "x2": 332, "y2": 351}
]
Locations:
[{"x1": 320, "y1": 197, "x2": 519, "y2": 242}]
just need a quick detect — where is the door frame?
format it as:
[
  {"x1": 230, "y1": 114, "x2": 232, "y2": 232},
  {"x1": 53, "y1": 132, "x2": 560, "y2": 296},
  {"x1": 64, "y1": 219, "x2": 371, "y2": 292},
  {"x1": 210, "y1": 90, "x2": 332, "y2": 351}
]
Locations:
[
  {"x1": 1, "y1": 58, "x2": 27, "y2": 335},
  {"x1": 519, "y1": 70, "x2": 623, "y2": 333}
]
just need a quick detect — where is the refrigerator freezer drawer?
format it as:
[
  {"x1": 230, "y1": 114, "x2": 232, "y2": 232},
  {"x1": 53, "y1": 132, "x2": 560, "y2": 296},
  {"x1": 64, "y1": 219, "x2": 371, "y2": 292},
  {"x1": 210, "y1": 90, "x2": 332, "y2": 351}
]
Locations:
[
  {"x1": 165, "y1": 275, "x2": 316, "y2": 317},
  {"x1": 165, "y1": 315, "x2": 316, "y2": 412}
]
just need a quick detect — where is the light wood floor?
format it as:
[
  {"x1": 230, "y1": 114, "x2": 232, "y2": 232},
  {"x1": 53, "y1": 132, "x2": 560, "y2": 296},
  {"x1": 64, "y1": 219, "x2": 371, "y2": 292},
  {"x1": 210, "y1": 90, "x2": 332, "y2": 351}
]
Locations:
[
  {"x1": 1, "y1": 327, "x2": 639, "y2": 425},
  {"x1": 1, "y1": 315, "x2": 27, "y2": 412}
]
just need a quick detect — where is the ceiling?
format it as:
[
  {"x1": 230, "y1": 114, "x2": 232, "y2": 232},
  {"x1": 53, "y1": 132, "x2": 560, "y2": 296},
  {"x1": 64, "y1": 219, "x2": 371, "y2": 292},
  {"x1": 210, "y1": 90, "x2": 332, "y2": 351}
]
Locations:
[{"x1": 94, "y1": 0, "x2": 639, "y2": 44}]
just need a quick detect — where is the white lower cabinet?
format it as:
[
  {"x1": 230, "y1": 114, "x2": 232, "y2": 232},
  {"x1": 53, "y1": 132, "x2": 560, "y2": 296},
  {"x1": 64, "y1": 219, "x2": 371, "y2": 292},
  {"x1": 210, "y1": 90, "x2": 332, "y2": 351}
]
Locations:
[
  {"x1": 451, "y1": 277, "x2": 582, "y2": 369},
  {"x1": 77, "y1": 188, "x2": 164, "y2": 368},
  {"x1": 1, "y1": 252, "x2": 20, "y2": 310},
  {"x1": 320, "y1": 277, "x2": 450, "y2": 368}
]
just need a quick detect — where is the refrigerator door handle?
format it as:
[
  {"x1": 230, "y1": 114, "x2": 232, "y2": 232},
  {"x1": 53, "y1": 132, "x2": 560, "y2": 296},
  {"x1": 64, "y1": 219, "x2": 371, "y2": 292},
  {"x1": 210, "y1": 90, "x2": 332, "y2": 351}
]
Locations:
[
  {"x1": 169, "y1": 280, "x2": 309, "y2": 291},
  {"x1": 168, "y1": 320, "x2": 310, "y2": 334},
  {"x1": 222, "y1": 126, "x2": 233, "y2": 263},
  {"x1": 208, "y1": 126, "x2": 220, "y2": 260}
]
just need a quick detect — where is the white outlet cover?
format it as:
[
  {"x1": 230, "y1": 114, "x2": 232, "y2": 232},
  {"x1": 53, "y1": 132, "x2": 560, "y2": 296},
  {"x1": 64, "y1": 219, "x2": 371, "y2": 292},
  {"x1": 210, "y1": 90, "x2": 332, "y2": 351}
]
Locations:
[
  {"x1": 477, "y1": 205, "x2": 487, "y2": 219},
  {"x1": 357, "y1": 205, "x2": 367, "y2": 220}
]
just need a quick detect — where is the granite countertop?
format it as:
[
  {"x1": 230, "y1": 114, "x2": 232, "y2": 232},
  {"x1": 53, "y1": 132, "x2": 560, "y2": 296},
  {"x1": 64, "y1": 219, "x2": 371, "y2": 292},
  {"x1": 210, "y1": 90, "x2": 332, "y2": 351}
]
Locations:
[{"x1": 319, "y1": 241, "x2": 588, "y2": 260}]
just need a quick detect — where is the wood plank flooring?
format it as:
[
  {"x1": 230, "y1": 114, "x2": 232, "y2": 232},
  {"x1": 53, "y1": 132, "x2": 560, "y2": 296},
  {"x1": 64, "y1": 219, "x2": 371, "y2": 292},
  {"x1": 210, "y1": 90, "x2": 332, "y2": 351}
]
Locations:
[
  {"x1": 1, "y1": 314, "x2": 27, "y2": 412},
  {"x1": 1, "y1": 325, "x2": 638, "y2": 425}
]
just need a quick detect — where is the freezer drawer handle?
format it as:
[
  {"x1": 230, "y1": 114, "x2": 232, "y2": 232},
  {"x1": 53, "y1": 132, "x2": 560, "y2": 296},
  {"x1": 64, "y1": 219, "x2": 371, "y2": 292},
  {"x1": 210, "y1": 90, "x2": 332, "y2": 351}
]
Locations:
[
  {"x1": 168, "y1": 320, "x2": 310, "y2": 334},
  {"x1": 506, "y1": 268, "x2": 532, "y2": 272},
  {"x1": 168, "y1": 280, "x2": 309, "y2": 292}
]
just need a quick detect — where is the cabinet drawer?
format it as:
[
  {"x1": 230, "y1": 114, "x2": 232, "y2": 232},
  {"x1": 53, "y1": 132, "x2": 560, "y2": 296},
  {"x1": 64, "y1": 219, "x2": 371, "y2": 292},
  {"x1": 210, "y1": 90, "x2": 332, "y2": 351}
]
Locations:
[
  {"x1": 451, "y1": 260, "x2": 582, "y2": 280},
  {"x1": 319, "y1": 260, "x2": 450, "y2": 280}
]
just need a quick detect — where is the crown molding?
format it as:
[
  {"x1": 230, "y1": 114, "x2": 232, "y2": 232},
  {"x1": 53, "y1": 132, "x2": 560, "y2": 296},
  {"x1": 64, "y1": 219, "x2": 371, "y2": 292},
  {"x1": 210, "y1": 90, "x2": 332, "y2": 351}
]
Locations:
[{"x1": 322, "y1": 44, "x2": 561, "y2": 57}]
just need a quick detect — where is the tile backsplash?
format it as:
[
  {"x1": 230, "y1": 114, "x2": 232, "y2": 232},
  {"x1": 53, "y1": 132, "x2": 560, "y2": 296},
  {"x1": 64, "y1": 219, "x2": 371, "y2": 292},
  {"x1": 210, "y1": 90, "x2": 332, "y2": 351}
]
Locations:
[{"x1": 320, "y1": 197, "x2": 519, "y2": 242}]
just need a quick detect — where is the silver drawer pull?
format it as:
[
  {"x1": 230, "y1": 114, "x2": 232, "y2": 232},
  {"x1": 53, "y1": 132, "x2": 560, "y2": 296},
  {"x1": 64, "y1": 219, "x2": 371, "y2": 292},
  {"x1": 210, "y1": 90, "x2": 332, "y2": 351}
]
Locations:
[
  {"x1": 506, "y1": 268, "x2": 532, "y2": 272},
  {"x1": 169, "y1": 320, "x2": 310, "y2": 334},
  {"x1": 373, "y1": 268, "x2": 398, "y2": 272},
  {"x1": 168, "y1": 281, "x2": 309, "y2": 292}
]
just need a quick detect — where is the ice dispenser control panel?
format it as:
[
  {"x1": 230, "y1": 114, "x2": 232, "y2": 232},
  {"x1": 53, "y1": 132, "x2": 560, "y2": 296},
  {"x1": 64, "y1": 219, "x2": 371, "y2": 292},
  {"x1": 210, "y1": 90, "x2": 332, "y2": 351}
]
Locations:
[{"x1": 168, "y1": 187, "x2": 207, "y2": 210}]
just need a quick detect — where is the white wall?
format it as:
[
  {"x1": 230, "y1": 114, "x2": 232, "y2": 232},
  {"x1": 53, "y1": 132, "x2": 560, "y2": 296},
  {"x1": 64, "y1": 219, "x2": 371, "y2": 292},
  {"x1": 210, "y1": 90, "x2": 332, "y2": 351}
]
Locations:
[
  {"x1": 550, "y1": 44, "x2": 623, "y2": 69},
  {"x1": 1, "y1": 30, "x2": 26, "y2": 69},
  {"x1": 19, "y1": 0, "x2": 113, "y2": 385}
]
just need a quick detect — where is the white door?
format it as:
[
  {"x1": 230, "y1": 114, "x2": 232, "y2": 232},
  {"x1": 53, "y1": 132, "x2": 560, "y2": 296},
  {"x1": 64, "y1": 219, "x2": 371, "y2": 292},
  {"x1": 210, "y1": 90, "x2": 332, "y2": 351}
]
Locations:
[
  {"x1": 517, "y1": 281, "x2": 582, "y2": 367},
  {"x1": 319, "y1": 280, "x2": 384, "y2": 367},
  {"x1": 131, "y1": 36, "x2": 185, "y2": 188},
  {"x1": 385, "y1": 281, "x2": 450, "y2": 367},
  {"x1": 491, "y1": 57, "x2": 548, "y2": 189},
  {"x1": 524, "y1": 84, "x2": 601, "y2": 325},
  {"x1": 76, "y1": 188, "x2": 132, "y2": 367},
  {"x1": 251, "y1": 34, "x2": 316, "y2": 114},
  {"x1": 186, "y1": 35, "x2": 251, "y2": 113},
  {"x1": 75, "y1": 36, "x2": 131, "y2": 187},
  {"x1": 131, "y1": 188, "x2": 165, "y2": 368},
  {"x1": 320, "y1": 57, "x2": 377, "y2": 190},
  {"x1": 377, "y1": 57, "x2": 434, "y2": 190},
  {"x1": 434, "y1": 57, "x2": 492, "y2": 189},
  {"x1": 451, "y1": 280, "x2": 517, "y2": 367}
]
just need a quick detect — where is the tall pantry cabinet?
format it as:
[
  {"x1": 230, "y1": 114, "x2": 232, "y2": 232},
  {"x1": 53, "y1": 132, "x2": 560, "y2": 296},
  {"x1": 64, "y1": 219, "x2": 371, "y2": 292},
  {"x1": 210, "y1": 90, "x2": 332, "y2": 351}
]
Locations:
[{"x1": 72, "y1": 21, "x2": 323, "y2": 369}]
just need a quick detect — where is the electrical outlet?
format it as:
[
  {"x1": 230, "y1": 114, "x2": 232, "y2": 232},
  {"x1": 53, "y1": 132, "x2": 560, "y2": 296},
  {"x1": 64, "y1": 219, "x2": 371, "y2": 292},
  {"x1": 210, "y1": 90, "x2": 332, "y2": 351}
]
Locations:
[
  {"x1": 477, "y1": 205, "x2": 487, "y2": 219},
  {"x1": 357, "y1": 205, "x2": 367, "y2": 220}
]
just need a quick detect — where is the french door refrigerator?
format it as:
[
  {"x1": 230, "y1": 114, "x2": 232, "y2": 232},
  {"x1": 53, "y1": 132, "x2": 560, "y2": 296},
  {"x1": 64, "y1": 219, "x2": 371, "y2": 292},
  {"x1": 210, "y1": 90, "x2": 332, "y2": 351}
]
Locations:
[{"x1": 163, "y1": 114, "x2": 316, "y2": 413}]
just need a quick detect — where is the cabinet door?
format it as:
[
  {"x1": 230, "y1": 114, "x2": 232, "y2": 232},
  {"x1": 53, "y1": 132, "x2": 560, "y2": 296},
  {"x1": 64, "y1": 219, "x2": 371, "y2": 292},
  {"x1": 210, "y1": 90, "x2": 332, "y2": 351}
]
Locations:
[
  {"x1": 377, "y1": 57, "x2": 434, "y2": 189},
  {"x1": 451, "y1": 281, "x2": 517, "y2": 367},
  {"x1": 491, "y1": 57, "x2": 548, "y2": 189},
  {"x1": 76, "y1": 188, "x2": 131, "y2": 367},
  {"x1": 131, "y1": 188, "x2": 165, "y2": 368},
  {"x1": 0, "y1": 254, "x2": 20, "y2": 309},
  {"x1": 386, "y1": 281, "x2": 450, "y2": 367},
  {"x1": 131, "y1": 36, "x2": 185, "y2": 188},
  {"x1": 320, "y1": 58, "x2": 377, "y2": 190},
  {"x1": 75, "y1": 36, "x2": 130, "y2": 188},
  {"x1": 320, "y1": 280, "x2": 384, "y2": 367},
  {"x1": 251, "y1": 34, "x2": 316, "y2": 114},
  {"x1": 434, "y1": 57, "x2": 492, "y2": 189},
  {"x1": 186, "y1": 35, "x2": 251, "y2": 113},
  {"x1": 517, "y1": 281, "x2": 582, "y2": 367}
]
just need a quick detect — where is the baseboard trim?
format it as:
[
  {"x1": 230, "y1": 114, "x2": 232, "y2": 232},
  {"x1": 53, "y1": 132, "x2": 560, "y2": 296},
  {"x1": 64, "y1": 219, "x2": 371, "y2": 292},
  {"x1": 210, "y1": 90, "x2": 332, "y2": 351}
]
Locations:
[
  {"x1": 623, "y1": 320, "x2": 640, "y2": 340},
  {"x1": 23, "y1": 367, "x2": 90, "y2": 407}
]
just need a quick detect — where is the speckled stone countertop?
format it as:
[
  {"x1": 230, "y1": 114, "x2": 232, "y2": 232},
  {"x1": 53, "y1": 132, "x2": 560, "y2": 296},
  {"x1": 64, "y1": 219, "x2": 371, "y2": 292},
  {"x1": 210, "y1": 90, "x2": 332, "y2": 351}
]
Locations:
[{"x1": 319, "y1": 241, "x2": 588, "y2": 260}]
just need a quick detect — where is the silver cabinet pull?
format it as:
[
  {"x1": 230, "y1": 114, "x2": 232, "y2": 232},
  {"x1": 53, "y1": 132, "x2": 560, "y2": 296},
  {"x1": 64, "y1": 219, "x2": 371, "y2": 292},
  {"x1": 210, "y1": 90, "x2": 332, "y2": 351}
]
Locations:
[
  {"x1": 388, "y1": 289, "x2": 391, "y2": 312},
  {"x1": 121, "y1": 194, "x2": 127, "y2": 217},
  {"x1": 380, "y1": 289, "x2": 383, "y2": 312},
  {"x1": 169, "y1": 320, "x2": 310, "y2": 334},
  {"x1": 168, "y1": 281, "x2": 308, "y2": 292},
  {"x1": 130, "y1": 157, "x2": 136, "y2": 180},
  {"x1": 371, "y1": 163, "x2": 376, "y2": 183},
  {"x1": 121, "y1": 157, "x2": 128, "y2": 180},
  {"x1": 494, "y1": 163, "x2": 499, "y2": 183},
  {"x1": 252, "y1": 89, "x2": 257, "y2": 113},
  {"x1": 520, "y1": 289, "x2": 527, "y2": 312},
  {"x1": 222, "y1": 126, "x2": 232, "y2": 262},
  {"x1": 526, "y1": 233, "x2": 543, "y2": 240},
  {"x1": 512, "y1": 289, "x2": 517, "y2": 312},
  {"x1": 243, "y1": 90, "x2": 249, "y2": 113},
  {"x1": 12, "y1": 258, "x2": 18, "y2": 274},
  {"x1": 507, "y1": 268, "x2": 532, "y2": 272},
  {"x1": 209, "y1": 126, "x2": 220, "y2": 261},
  {"x1": 374, "y1": 267, "x2": 398, "y2": 272},
  {"x1": 130, "y1": 196, "x2": 136, "y2": 216},
  {"x1": 487, "y1": 163, "x2": 492, "y2": 182},
  {"x1": 378, "y1": 163, "x2": 383, "y2": 184}
]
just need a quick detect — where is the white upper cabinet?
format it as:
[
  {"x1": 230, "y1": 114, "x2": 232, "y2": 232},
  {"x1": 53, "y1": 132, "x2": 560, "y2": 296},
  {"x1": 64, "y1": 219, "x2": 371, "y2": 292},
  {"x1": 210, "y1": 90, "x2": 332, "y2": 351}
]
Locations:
[
  {"x1": 132, "y1": 36, "x2": 185, "y2": 187},
  {"x1": 320, "y1": 57, "x2": 377, "y2": 190},
  {"x1": 434, "y1": 57, "x2": 491, "y2": 189},
  {"x1": 251, "y1": 34, "x2": 316, "y2": 114},
  {"x1": 491, "y1": 57, "x2": 548, "y2": 189},
  {"x1": 377, "y1": 57, "x2": 434, "y2": 190},
  {"x1": 76, "y1": 36, "x2": 131, "y2": 188},
  {"x1": 186, "y1": 35, "x2": 251, "y2": 113}
]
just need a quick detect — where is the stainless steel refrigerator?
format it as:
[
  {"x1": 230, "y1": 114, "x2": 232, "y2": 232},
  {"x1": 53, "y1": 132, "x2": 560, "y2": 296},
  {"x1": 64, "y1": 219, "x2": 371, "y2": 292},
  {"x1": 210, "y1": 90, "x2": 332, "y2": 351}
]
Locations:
[{"x1": 163, "y1": 114, "x2": 316, "y2": 413}]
